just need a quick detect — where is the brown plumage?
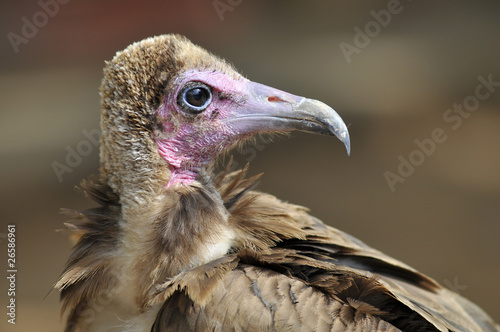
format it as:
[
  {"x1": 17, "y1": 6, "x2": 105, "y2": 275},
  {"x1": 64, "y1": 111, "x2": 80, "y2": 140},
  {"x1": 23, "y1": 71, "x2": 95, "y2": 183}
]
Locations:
[{"x1": 56, "y1": 34, "x2": 499, "y2": 331}]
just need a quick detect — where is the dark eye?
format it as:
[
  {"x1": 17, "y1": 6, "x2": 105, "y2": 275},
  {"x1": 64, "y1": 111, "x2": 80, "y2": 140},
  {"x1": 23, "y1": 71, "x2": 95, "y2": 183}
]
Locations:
[{"x1": 178, "y1": 82, "x2": 212, "y2": 114}]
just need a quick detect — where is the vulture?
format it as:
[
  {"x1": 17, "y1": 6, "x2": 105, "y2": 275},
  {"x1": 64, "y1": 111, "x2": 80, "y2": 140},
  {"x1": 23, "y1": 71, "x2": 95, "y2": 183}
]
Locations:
[{"x1": 56, "y1": 34, "x2": 499, "y2": 332}]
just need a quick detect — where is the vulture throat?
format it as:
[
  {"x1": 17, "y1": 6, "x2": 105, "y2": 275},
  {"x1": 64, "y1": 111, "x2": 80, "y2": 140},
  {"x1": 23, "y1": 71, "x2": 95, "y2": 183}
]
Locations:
[{"x1": 57, "y1": 35, "x2": 499, "y2": 332}]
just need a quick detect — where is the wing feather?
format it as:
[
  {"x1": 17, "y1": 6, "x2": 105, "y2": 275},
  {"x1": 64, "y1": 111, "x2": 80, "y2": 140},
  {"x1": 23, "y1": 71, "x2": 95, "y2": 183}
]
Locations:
[{"x1": 150, "y1": 168, "x2": 499, "y2": 331}]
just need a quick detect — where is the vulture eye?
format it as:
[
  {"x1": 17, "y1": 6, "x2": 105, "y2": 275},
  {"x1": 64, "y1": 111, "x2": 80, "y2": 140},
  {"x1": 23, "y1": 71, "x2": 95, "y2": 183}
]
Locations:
[{"x1": 178, "y1": 82, "x2": 212, "y2": 114}]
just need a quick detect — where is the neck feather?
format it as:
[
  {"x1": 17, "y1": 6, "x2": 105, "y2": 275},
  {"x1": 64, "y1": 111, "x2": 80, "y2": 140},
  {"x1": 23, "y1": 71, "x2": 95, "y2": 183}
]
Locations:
[{"x1": 58, "y1": 166, "x2": 309, "y2": 329}]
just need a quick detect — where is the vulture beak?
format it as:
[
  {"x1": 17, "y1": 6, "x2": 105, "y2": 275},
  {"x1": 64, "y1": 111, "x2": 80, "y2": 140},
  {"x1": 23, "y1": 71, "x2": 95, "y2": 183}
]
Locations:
[{"x1": 227, "y1": 81, "x2": 351, "y2": 155}]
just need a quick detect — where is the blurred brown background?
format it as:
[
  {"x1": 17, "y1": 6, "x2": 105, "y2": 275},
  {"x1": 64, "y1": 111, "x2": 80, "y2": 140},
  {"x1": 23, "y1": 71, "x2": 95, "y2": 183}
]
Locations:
[{"x1": 1, "y1": 1, "x2": 499, "y2": 330}]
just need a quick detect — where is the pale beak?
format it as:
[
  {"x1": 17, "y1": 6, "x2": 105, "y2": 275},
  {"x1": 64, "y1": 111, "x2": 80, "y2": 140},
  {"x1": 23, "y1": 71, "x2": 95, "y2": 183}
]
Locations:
[{"x1": 225, "y1": 81, "x2": 350, "y2": 155}]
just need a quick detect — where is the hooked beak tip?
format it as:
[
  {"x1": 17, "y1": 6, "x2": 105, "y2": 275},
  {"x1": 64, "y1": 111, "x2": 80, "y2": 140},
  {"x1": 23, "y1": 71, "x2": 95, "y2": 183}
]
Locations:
[
  {"x1": 294, "y1": 98, "x2": 351, "y2": 156},
  {"x1": 342, "y1": 131, "x2": 351, "y2": 156}
]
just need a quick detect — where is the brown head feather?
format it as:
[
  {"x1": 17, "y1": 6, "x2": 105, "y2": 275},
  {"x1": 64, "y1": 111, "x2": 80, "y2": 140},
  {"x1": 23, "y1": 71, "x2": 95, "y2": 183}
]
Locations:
[{"x1": 99, "y1": 34, "x2": 239, "y2": 210}]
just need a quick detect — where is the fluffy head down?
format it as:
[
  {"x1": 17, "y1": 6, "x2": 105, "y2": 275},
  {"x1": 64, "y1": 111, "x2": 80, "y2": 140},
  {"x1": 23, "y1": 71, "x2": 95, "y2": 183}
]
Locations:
[{"x1": 99, "y1": 34, "x2": 240, "y2": 207}]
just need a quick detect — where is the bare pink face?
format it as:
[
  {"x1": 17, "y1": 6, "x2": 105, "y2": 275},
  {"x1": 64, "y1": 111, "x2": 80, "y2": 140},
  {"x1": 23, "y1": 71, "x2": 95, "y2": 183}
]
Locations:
[{"x1": 154, "y1": 69, "x2": 350, "y2": 187}]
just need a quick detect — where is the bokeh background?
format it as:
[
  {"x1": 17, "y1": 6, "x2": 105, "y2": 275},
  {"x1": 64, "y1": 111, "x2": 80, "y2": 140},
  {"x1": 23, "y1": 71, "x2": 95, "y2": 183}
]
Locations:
[{"x1": 1, "y1": 1, "x2": 499, "y2": 330}]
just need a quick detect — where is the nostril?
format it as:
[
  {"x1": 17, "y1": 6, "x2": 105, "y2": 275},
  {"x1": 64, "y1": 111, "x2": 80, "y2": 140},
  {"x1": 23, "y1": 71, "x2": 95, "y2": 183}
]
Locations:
[{"x1": 268, "y1": 96, "x2": 286, "y2": 103}]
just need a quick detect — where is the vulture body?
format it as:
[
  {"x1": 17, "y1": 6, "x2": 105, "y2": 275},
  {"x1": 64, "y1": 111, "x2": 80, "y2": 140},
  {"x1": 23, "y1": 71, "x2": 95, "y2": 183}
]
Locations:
[{"x1": 57, "y1": 35, "x2": 499, "y2": 332}]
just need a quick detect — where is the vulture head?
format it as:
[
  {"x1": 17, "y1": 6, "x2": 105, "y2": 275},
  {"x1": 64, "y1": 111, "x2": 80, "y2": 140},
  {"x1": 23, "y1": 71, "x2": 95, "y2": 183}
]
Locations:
[{"x1": 100, "y1": 34, "x2": 349, "y2": 209}]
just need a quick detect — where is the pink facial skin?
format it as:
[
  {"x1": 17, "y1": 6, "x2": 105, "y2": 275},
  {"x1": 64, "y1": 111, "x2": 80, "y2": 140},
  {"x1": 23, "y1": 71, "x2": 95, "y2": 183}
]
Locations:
[{"x1": 154, "y1": 70, "x2": 250, "y2": 187}]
